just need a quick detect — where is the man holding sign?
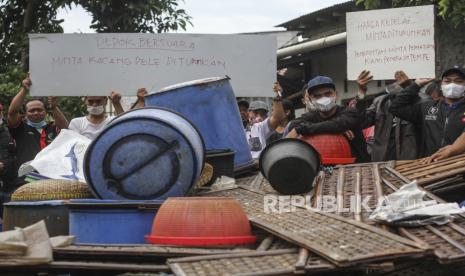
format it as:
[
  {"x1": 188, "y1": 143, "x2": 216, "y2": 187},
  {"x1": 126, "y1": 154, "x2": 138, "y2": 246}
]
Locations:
[
  {"x1": 390, "y1": 67, "x2": 465, "y2": 157},
  {"x1": 68, "y1": 92, "x2": 124, "y2": 140},
  {"x1": 8, "y1": 75, "x2": 68, "y2": 171},
  {"x1": 355, "y1": 70, "x2": 421, "y2": 161}
]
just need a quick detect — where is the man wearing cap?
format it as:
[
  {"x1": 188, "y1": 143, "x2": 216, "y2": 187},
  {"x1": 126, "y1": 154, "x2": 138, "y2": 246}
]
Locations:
[
  {"x1": 287, "y1": 76, "x2": 370, "y2": 163},
  {"x1": 248, "y1": 98, "x2": 288, "y2": 159},
  {"x1": 390, "y1": 66, "x2": 465, "y2": 157},
  {"x1": 0, "y1": 103, "x2": 17, "y2": 219}
]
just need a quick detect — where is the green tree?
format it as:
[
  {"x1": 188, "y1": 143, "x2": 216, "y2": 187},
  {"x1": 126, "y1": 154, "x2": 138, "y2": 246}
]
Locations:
[
  {"x1": 0, "y1": 0, "x2": 191, "y2": 118},
  {"x1": 0, "y1": 0, "x2": 67, "y2": 71},
  {"x1": 78, "y1": 0, "x2": 191, "y2": 33},
  {"x1": 356, "y1": 0, "x2": 465, "y2": 27}
]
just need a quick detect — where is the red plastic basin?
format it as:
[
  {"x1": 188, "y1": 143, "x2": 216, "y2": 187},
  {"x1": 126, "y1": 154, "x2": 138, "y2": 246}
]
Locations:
[
  {"x1": 145, "y1": 197, "x2": 256, "y2": 246},
  {"x1": 300, "y1": 134, "x2": 355, "y2": 165}
]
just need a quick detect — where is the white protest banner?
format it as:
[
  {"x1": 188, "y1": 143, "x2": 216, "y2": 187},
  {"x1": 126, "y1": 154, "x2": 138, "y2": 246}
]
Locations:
[
  {"x1": 29, "y1": 33, "x2": 277, "y2": 97},
  {"x1": 346, "y1": 5, "x2": 435, "y2": 80}
]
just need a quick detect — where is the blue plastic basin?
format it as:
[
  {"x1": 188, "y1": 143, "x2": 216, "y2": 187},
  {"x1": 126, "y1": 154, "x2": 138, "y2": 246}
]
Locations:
[
  {"x1": 67, "y1": 199, "x2": 163, "y2": 244},
  {"x1": 84, "y1": 107, "x2": 205, "y2": 200},
  {"x1": 145, "y1": 77, "x2": 254, "y2": 171}
]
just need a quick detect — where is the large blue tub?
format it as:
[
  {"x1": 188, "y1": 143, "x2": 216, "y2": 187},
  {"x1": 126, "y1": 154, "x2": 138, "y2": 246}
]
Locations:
[
  {"x1": 84, "y1": 107, "x2": 205, "y2": 200},
  {"x1": 67, "y1": 199, "x2": 163, "y2": 244},
  {"x1": 145, "y1": 77, "x2": 254, "y2": 171}
]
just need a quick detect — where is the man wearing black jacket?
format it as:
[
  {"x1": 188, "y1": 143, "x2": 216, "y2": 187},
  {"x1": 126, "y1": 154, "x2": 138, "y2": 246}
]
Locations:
[
  {"x1": 286, "y1": 76, "x2": 370, "y2": 162},
  {"x1": 389, "y1": 67, "x2": 465, "y2": 157},
  {"x1": 355, "y1": 70, "x2": 422, "y2": 161}
]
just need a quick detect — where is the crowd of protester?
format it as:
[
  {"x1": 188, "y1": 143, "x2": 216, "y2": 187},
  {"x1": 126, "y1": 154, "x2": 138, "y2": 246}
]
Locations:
[
  {"x1": 243, "y1": 66, "x2": 465, "y2": 167},
  {"x1": 1, "y1": 67, "x2": 465, "y2": 218}
]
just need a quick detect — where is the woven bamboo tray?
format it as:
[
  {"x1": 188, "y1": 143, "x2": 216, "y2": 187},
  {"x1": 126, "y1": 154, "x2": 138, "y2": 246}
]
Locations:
[
  {"x1": 205, "y1": 187, "x2": 426, "y2": 267},
  {"x1": 313, "y1": 163, "x2": 386, "y2": 225},
  {"x1": 315, "y1": 164, "x2": 465, "y2": 264},
  {"x1": 168, "y1": 249, "x2": 300, "y2": 276},
  {"x1": 379, "y1": 166, "x2": 465, "y2": 264},
  {"x1": 11, "y1": 179, "x2": 93, "y2": 201}
]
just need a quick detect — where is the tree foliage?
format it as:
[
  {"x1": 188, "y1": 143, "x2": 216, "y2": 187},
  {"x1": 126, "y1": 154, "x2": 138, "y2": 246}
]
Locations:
[
  {"x1": 78, "y1": 0, "x2": 191, "y2": 33},
  {"x1": 0, "y1": 0, "x2": 67, "y2": 71},
  {"x1": 356, "y1": 0, "x2": 465, "y2": 27},
  {"x1": 0, "y1": 0, "x2": 191, "y2": 119}
]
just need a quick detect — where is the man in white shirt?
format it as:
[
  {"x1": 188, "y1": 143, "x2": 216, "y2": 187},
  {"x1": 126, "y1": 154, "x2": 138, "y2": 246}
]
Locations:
[
  {"x1": 68, "y1": 92, "x2": 124, "y2": 140},
  {"x1": 248, "y1": 98, "x2": 287, "y2": 159}
]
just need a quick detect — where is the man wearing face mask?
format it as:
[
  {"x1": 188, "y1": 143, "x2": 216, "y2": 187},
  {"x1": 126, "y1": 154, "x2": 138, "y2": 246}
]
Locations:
[
  {"x1": 68, "y1": 92, "x2": 123, "y2": 140},
  {"x1": 355, "y1": 70, "x2": 421, "y2": 161},
  {"x1": 286, "y1": 76, "x2": 370, "y2": 162},
  {"x1": 390, "y1": 66, "x2": 465, "y2": 157},
  {"x1": 8, "y1": 75, "x2": 68, "y2": 171}
]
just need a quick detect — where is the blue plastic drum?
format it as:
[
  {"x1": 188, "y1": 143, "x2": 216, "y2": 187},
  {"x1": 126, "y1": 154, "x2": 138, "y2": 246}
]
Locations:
[
  {"x1": 144, "y1": 77, "x2": 254, "y2": 171},
  {"x1": 84, "y1": 107, "x2": 205, "y2": 200}
]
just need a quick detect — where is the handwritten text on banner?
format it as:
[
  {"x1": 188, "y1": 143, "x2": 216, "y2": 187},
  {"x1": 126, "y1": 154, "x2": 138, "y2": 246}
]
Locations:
[
  {"x1": 29, "y1": 33, "x2": 277, "y2": 97},
  {"x1": 346, "y1": 5, "x2": 435, "y2": 80}
]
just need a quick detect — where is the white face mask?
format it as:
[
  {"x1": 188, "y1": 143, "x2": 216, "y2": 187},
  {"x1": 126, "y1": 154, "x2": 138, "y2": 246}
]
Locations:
[
  {"x1": 313, "y1": 97, "x2": 337, "y2": 112},
  {"x1": 441, "y1": 83, "x2": 465, "y2": 99},
  {"x1": 87, "y1": 105, "x2": 105, "y2": 115}
]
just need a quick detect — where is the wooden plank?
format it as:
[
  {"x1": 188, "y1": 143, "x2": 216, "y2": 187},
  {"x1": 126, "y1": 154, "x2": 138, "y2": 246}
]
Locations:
[
  {"x1": 336, "y1": 167, "x2": 345, "y2": 216},
  {"x1": 54, "y1": 244, "x2": 251, "y2": 259},
  {"x1": 384, "y1": 166, "x2": 412, "y2": 183},
  {"x1": 294, "y1": 248, "x2": 309, "y2": 271},
  {"x1": 397, "y1": 228, "x2": 431, "y2": 249},
  {"x1": 372, "y1": 164, "x2": 383, "y2": 200},
  {"x1": 167, "y1": 249, "x2": 298, "y2": 263},
  {"x1": 256, "y1": 235, "x2": 275, "y2": 252},
  {"x1": 314, "y1": 171, "x2": 325, "y2": 209},
  {"x1": 372, "y1": 164, "x2": 391, "y2": 231},
  {"x1": 405, "y1": 160, "x2": 465, "y2": 179},
  {"x1": 417, "y1": 167, "x2": 465, "y2": 186},
  {"x1": 168, "y1": 249, "x2": 299, "y2": 276},
  {"x1": 381, "y1": 177, "x2": 399, "y2": 192},
  {"x1": 395, "y1": 154, "x2": 465, "y2": 172},
  {"x1": 46, "y1": 261, "x2": 169, "y2": 272},
  {"x1": 354, "y1": 166, "x2": 362, "y2": 222},
  {"x1": 207, "y1": 188, "x2": 427, "y2": 267},
  {"x1": 426, "y1": 225, "x2": 465, "y2": 254},
  {"x1": 399, "y1": 158, "x2": 465, "y2": 176}
]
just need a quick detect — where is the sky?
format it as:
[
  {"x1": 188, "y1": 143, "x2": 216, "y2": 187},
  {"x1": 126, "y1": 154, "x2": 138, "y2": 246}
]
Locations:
[{"x1": 57, "y1": 0, "x2": 349, "y2": 34}]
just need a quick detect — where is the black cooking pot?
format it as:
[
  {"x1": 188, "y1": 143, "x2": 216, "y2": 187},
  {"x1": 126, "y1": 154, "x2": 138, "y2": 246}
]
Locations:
[{"x1": 259, "y1": 138, "x2": 321, "y2": 195}]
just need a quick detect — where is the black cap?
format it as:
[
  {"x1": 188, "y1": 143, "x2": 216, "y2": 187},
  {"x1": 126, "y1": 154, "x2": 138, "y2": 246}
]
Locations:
[
  {"x1": 442, "y1": 66, "x2": 465, "y2": 79},
  {"x1": 307, "y1": 76, "x2": 336, "y2": 94}
]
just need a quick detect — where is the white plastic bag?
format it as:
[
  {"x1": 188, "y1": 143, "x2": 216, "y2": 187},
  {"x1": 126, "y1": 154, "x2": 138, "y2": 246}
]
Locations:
[
  {"x1": 29, "y1": 129, "x2": 91, "y2": 181},
  {"x1": 370, "y1": 181, "x2": 465, "y2": 227}
]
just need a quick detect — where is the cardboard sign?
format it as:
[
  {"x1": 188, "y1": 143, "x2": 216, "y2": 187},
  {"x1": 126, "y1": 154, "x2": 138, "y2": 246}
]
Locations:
[
  {"x1": 346, "y1": 5, "x2": 435, "y2": 80},
  {"x1": 29, "y1": 33, "x2": 277, "y2": 96}
]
